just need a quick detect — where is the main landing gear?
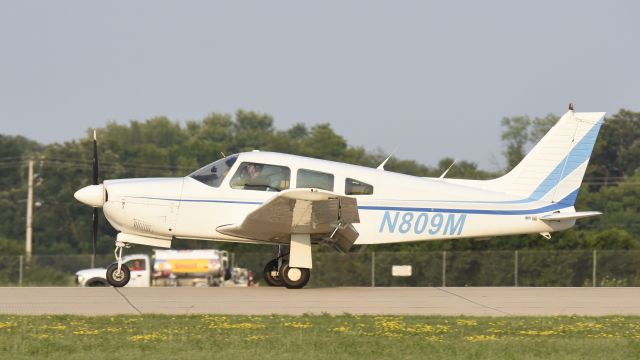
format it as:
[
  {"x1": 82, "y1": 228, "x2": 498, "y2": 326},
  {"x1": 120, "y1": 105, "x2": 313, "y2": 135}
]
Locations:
[
  {"x1": 106, "y1": 240, "x2": 130, "y2": 287},
  {"x1": 263, "y1": 246, "x2": 311, "y2": 289}
]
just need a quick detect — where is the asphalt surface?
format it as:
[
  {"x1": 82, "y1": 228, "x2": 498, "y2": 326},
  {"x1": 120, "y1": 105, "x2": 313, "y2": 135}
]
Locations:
[{"x1": 0, "y1": 287, "x2": 639, "y2": 316}]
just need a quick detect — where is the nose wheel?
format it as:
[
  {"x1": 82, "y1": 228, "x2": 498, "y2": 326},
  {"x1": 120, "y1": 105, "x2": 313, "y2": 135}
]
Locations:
[
  {"x1": 106, "y1": 240, "x2": 131, "y2": 287},
  {"x1": 106, "y1": 262, "x2": 130, "y2": 287}
]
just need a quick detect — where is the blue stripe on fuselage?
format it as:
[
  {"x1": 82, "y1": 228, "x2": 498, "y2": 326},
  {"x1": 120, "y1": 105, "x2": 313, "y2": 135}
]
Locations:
[
  {"x1": 359, "y1": 189, "x2": 577, "y2": 215},
  {"x1": 128, "y1": 189, "x2": 578, "y2": 216},
  {"x1": 358, "y1": 201, "x2": 569, "y2": 215},
  {"x1": 128, "y1": 196, "x2": 261, "y2": 205}
]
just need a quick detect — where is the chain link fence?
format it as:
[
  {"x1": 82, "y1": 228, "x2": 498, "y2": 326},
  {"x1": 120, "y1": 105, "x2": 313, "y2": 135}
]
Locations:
[{"x1": 1, "y1": 250, "x2": 639, "y2": 287}]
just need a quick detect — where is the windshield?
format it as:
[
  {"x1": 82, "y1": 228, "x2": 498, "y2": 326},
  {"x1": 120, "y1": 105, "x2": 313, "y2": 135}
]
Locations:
[{"x1": 189, "y1": 155, "x2": 238, "y2": 187}]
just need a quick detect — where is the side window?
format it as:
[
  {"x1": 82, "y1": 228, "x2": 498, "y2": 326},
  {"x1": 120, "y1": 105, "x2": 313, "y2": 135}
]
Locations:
[
  {"x1": 345, "y1": 178, "x2": 373, "y2": 195},
  {"x1": 229, "y1": 162, "x2": 290, "y2": 192},
  {"x1": 296, "y1": 169, "x2": 334, "y2": 191}
]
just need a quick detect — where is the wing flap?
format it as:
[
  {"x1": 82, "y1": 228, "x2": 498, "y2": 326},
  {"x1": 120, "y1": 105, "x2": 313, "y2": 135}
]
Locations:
[{"x1": 216, "y1": 189, "x2": 360, "y2": 248}]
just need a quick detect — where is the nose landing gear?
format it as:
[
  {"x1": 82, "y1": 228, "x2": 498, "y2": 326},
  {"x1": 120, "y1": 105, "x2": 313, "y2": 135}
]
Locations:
[{"x1": 106, "y1": 240, "x2": 130, "y2": 287}]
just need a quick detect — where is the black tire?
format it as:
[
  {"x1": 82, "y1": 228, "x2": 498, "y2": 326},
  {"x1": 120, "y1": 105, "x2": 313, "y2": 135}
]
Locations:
[
  {"x1": 280, "y1": 263, "x2": 310, "y2": 289},
  {"x1": 106, "y1": 263, "x2": 131, "y2": 287},
  {"x1": 263, "y1": 259, "x2": 283, "y2": 287}
]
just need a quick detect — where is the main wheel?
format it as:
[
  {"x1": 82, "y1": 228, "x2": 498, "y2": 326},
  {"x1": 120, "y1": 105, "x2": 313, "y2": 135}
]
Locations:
[
  {"x1": 263, "y1": 259, "x2": 283, "y2": 287},
  {"x1": 106, "y1": 263, "x2": 131, "y2": 287},
  {"x1": 279, "y1": 263, "x2": 310, "y2": 289}
]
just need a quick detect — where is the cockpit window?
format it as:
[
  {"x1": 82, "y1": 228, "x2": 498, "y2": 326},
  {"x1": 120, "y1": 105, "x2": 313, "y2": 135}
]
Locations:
[
  {"x1": 189, "y1": 155, "x2": 238, "y2": 187},
  {"x1": 230, "y1": 162, "x2": 290, "y2": 192}
]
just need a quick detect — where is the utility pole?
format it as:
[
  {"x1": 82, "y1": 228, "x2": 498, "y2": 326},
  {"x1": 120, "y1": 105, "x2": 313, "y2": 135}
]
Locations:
[{"x1": 25, "y1": 159, "x2": 34, "y2": 258}]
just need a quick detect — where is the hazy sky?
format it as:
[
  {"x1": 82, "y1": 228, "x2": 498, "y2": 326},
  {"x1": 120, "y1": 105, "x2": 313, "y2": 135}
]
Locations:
[{"x1": 1, "y1": 1, "x2": 638, "y2": 170}]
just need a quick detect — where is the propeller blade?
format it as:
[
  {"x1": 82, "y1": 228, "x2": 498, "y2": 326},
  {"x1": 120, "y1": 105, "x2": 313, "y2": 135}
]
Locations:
[
  {"x1": 92, "y1": 130, "x2": 98, "y2": 185},
  {"x1": 91, "y1": 130, "x2": 99, "y2": 267},
  {"x1": 92, "y1": 207, "x2": 98, "y2": 267}
]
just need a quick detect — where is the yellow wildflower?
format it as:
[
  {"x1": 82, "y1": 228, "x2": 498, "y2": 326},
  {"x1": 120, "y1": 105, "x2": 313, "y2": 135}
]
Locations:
[
  {"x1": 331, "y1": 326, "x2": 351, "y2": 333},
  {"x1": 129, "y1": 332, "x2": 166, "y2": 342},
  {"x1": 465, "y1": 334, "x2": 498, "y2": 342},
  {"x1": 282, "y1": 322, "x2": 312, "y2": 329},
  {"x1": 456, "y1": 319, "x2": 478, "y2": 326},
  {"x1": 73, "y1": 329, "x2": 100, "y2": 335}
]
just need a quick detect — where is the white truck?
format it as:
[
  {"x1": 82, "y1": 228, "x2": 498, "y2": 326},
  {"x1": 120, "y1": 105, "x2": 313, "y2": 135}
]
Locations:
[{"x1": 75, "y1": 249, "x2": 233, "y2": 287}]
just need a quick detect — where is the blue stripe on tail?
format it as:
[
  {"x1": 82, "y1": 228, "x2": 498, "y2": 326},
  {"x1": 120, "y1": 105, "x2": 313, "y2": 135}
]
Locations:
[{"x1": 527, "y1": 119, "x2": 603, "y2": 202}]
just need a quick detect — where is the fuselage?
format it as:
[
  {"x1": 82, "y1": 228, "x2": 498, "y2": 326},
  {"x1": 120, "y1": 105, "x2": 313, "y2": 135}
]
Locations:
[{"x1": 100, "y1": 151, "x2": 575, "y2": 246}]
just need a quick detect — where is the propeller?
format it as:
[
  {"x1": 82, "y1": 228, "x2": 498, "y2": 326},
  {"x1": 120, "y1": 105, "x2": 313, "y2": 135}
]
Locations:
[{"x1": 91, "y1": 130, "x2": 98, "y2": 267}]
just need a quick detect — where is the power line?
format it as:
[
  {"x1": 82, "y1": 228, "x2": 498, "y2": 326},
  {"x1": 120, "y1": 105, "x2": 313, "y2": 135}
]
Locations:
[
  {"x1": 42, "y1": 157, "x2": 194, "y2": 171},
  {"x1": 1, "y1": 159, "x2": 640, "y2": 185},
  {"x1": 0, "y1": 164, "x2": 27, "y2": 170},
  {"x1": 0, "y1": 160, "x2": 191, "y2": 172}
]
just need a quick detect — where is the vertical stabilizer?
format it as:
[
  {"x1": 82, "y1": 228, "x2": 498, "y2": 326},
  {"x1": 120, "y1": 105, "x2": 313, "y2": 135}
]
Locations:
[{"x1": 486, "y1": 110, "x2": 605, "y2": 205}]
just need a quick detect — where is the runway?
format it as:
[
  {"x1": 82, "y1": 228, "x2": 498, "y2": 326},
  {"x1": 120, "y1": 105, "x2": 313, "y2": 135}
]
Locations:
[{"x1": 1, "y1": 287, "x2": 639, "y2": 316}]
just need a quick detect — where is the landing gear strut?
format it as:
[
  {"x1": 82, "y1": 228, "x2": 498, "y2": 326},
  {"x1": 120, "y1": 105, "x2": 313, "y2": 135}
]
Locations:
[{"x1": 106, "y1": 241, "x2": 130, "y2": 287}]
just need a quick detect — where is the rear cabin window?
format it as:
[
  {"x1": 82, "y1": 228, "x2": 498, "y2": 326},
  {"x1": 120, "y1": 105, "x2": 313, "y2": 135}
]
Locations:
[
  {"x1": 345, "y1": 178, "x2": 374, "y2": 195},
  {"x1": 296, "y1": 169, "x2": 334, "y2": 191},
  {"x1": 229, "y1": 162, "x2": 290, "y2": 192}
]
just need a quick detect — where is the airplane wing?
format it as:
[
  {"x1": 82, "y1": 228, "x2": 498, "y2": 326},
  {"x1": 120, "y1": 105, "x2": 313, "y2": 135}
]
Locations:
[
  {"x1": 540, "y1": 211, "x2": 602, "y2": 221},
  {"x1": 216, "y1": 188, "x2": 360, "y2": 252}
]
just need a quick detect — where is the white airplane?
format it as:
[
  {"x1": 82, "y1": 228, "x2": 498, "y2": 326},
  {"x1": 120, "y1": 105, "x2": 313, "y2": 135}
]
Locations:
[{"x1": 74, "y1": 107, "x2": 604, "y2": 289}]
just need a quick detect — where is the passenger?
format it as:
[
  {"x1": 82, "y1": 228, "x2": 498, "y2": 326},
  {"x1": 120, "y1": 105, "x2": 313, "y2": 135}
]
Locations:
[{"x1": 129, "y1": 260, "x2": 144, "y2": 271}]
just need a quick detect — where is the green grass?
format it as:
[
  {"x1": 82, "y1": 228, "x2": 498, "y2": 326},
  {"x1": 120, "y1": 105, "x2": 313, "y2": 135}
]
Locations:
[{"x1": 1, "y1": 314, "x2": 639, "y2": 359}]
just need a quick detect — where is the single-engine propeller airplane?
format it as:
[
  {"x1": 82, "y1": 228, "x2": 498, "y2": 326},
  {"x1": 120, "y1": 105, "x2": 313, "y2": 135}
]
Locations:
[{"x1": 75, "y1": 106, "x2": 604, "y2": 289}]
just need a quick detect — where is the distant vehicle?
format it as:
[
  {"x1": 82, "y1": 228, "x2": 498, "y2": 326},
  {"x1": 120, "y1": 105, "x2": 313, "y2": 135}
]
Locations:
[
  {"x1": 75, "y1": 106, "x2": 605, "y2": 289},
  {"x1": 75, "y1": 249, "x2": 245, "y2": 287},
  {"x1": 225, "y1": 267, "x2": 254, "y2": 287}
]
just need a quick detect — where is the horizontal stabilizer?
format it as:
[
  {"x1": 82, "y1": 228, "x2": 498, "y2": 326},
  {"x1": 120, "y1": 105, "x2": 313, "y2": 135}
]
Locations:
[{"x1": 540, "y1": 211, "x2": 602, "y2": 221}]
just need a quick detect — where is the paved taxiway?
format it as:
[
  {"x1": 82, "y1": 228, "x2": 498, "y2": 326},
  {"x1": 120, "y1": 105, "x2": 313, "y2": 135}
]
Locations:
[{"x1": 0, "y1": 287, "x2": 638, "y2": 316}]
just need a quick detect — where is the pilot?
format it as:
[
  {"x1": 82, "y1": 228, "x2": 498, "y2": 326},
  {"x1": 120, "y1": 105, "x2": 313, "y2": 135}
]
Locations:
[
  {"x1": 245, "y1": 163, "x2": 261, "y2": 180},
  {"x1": 231, "y1": 163, "x2": 264, "y2": 189}
]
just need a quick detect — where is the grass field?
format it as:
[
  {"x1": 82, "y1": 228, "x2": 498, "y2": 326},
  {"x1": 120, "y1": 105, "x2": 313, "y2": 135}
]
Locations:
[{"x1": 1, "y1": 314, "x2": 639, "y2": 359}]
